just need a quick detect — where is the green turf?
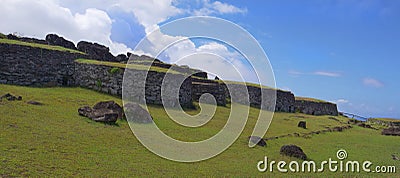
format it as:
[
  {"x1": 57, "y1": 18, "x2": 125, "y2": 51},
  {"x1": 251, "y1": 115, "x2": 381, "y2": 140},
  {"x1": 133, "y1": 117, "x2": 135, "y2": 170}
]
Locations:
[
  {"x1": 0, "y1": 38, "x2": 84, "y2": 54},
  {"x1": 76, "y1": 59, "x2": 182, "y2": 74},
  {"x1": 0, "y1": 84, "x2": 398, "y2": 177},
  {"x1": 295, "y1": 96, "x2": 330, "y2": 103}
]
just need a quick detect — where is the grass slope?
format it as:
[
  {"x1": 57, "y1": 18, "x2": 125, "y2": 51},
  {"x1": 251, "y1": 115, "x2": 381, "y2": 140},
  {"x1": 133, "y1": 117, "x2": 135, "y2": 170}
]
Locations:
[
  {"x1": 0, "y1": 85, "x2": 399, "y2": 177},
  {"x1": 0, "y1": 38, "x2": 84, "y2": 54}
]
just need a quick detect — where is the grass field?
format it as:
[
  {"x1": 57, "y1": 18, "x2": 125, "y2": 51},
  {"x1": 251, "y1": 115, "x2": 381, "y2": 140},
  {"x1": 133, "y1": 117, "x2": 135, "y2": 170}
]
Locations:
[{"x1": 0, "y1": 84, "x2": 399, "y2": 177}]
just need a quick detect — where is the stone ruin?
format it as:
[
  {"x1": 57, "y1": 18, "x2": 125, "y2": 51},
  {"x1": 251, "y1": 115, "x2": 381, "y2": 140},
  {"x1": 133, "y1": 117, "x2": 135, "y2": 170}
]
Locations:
[{"x1": 0, "y1": 33, "x2": 339, "y2": 116}]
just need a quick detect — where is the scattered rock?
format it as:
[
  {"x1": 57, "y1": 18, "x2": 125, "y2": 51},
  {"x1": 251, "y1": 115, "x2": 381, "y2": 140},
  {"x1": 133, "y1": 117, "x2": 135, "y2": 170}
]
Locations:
[
  {"x1": 280, "y1": 144, "x2": 307, "y2": 160},
  {"x1": 27, "y1": 101, "x2": 44, "y2": 105},
  {"x1": 123, "y1": 103, "x2": 153, "y2": 123},
  {"x1": 332, "y1": 126, "x2": 343, "y2": 132},
  {"x1": 382, "y1": 127, "x2": 400, "y2": 136},
  {"x1": 78, "y1": 101, "x2": 123, "y2": 124},
  {"x1": 45, "y1": 34, "x2": 77, "y2": 50},
  {"x1": 0, "y1": 93, "x2": 22, "y2": 101},
  {"x1": 357, "y1": 123, "x2": 373, "y2": 129},
  {"x1": 215, "y1": 76, "x2": 220, "y2": 80},
  {"x1": 298, "y1": 121, "x2": 307, "y2": 129},
  {"x1": 392, "y1": 154, "x2": 399, "y2": 161},
  {"x1": 248, "y1": 136, "x2": 267, "y2": 147}
]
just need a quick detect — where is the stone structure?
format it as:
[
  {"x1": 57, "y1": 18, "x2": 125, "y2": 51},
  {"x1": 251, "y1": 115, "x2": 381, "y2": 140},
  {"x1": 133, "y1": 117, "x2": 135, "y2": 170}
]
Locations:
[
  {"x1": 73, "y1": 62, "x2": 193, "y2": 108},
  {"x1": 221, "y1": 84, "x2": 296, "y2": 112},
  {"x1": 45, "y1": 34, "x2": 77, "y2": 50},
  {"x1": 191, "y1": 78, "x2": 226, "y2": 106},
  {"x1": 295, "y1": 99, "x2": 338, "y2": 116},
  {"x1": 0, "y1": 35, "x2": 339, "y2": 116},
  {"x1": 0, "y1": 43, "x2": 85, "y2": 86}
]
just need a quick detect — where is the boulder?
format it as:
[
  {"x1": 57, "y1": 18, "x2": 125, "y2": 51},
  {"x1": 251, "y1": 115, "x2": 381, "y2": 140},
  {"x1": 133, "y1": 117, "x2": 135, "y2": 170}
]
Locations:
[
  {"x1": 382, "y1": 127, "x2": 400, "y2": 136},
  {"x1": 93, "y1": 101, "x2": 124, "y2": 120},
  {"x1": 124, "y1": 103, "x2": 153, "y2": 123},
  {"x1": 248, "y1": 136, "x2": 267, "y2": 147},
  {"x1": 78, "y1": 101, "x2": 123, "y2": 124},
  {"x1": 215, "y1": 76, "x2": 220, "y2": 80},
  {"x1": 298, "y1": 121, "x2": 307, "y2": 129},
  {"x1": 115, "y1": 54, "x2": 128, "y2": 62},
  {"x1": 280, "y1": 144, "x2": 307, "y2": 160},
  {"x1": 77, "y1": 41, "x2": 116, "y2": 61},
  {"x1": 45, "y1": 34, "x2": 77, "y2": 50}
]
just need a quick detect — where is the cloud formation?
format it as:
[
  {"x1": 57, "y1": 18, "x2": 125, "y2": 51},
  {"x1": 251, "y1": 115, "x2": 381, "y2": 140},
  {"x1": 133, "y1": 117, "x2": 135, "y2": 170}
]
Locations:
[
  {"x1": 363, "y1": 78, "x2": 384, "y2": 88},
  {"x1": 193, "y1": 0, "x2": 247, "y2": 16},
  {"x1": 313, "y1": 71, "x2": 341, "y2": 77}
]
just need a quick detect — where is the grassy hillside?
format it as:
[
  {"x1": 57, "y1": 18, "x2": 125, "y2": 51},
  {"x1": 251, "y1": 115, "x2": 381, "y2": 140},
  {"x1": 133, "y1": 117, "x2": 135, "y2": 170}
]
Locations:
[{"x1": 0, "y1": 84, "x2": 398, "y2": 177}]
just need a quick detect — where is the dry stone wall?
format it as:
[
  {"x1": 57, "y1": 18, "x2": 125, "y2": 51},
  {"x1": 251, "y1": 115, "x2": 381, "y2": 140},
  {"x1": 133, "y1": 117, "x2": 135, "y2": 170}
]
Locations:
[
  {"x1": 74, "y1": 62, "x2": 193, "y2": 108},
  {"x1": 0, "y1": 42, "x2": 339, "y2": 115},
  {"x1": 295, "y1": 100, "x2": 338, "y2": 116},
  {"x1": 0, "y1": 43, "x2": 85, "y2": 86}
]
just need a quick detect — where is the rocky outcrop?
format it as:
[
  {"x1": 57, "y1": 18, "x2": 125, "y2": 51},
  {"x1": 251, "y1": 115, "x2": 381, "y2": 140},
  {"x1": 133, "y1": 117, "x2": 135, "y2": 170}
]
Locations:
[
  {"x1": 46, "y1": 34, "x2": 76, "y2": 50},
  {"x1": 280, "y1": 145, "x2": 307, "y2": 160},
  {"x1": 295, "y1": 99, "x2": 338, "y2": 116},
  {"x1": 77, "y1": 41, "x2": 116, "y2": 62},
  {"x1": 6, "y1": 34, "x2": 47, "y2": 44}
]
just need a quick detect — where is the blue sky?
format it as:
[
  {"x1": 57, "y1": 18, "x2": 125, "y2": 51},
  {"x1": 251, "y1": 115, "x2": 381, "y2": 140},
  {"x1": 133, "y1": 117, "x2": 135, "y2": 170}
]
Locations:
[{"x1": 0, "y1": 0, "x2": 399, "y2": 118}]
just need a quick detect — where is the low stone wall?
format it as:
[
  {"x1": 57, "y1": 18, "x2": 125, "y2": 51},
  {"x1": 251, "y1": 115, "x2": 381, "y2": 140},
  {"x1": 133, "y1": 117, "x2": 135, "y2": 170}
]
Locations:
[
  {"x1": 73, "y1": 62, "x2": 193, "y2": 108},
  {"x1": 0, "y1": 43, "x2": 85, "y2": 86},
  {"x1": 222, "y1": 84, "x2": 295, "y2": 112},
  {"x1": 0, "y1": 42, "x2": 339, "y2": 115},
  {"x1": 295, "y1": 100, "x2": 338, "y2": 116},
  {"x1": 191, "y1": 78, "x2": 226, "y2": 106}
]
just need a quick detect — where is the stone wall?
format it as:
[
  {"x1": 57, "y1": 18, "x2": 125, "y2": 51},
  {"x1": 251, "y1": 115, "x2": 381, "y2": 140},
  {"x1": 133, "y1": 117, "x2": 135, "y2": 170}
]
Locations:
[
  {"x1": 0, "y1": 43, "x2": 85, "y2": 86},
  {"x1": 222, "y1": 84, "x2": 295, "y2": 112},
  {"x1": 0, "y1": 42, "x2": 338, "y2": 115},
  {"x1": 295, "y1": 100, "x2": 338, "y2": 116},
  {"x1": 73, "y1": 62, "x2": 193, "y2": 108},
  {"x1": 191, "y1": 78, "x2": 226, "y2": 106}
]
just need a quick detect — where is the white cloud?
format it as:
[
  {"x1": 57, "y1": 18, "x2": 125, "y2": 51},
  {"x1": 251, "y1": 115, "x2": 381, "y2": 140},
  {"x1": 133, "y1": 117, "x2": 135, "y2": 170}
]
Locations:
[
  {"x1": 363, "y1": 78, "x2": 384, "y2": 88},
  {"x1": 163, "y1": 41, "x2": 257, "y2": 82},
  {"x1": 193, "y1": 0, "x2": 247, "y2": 16},
  {"x1": 0, "y1": 0, "x2": 132, "y2": 55},
  {"x1": 332, "y1": 99, "x2": 349, "y2": 104},
  {"x1": 313, "y1": 71, "x2": 341, "y2": 77}
]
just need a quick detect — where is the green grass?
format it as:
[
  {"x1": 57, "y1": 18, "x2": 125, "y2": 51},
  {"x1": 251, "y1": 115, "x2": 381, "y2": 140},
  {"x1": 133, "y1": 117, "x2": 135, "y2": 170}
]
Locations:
[
  {"x1": 76, "y1": 59, "x2": 181, "y2": 74},
  {"x1": 216, "y1": 80, "x2": 284, "y2": 91},
  {"x1": 0, "y1": 84, "x2": 399, "y2": 177},
  {"x1": 0, "y1": 38, "x2": 84, "y2": 54},
  {"x1": 370, "y1": 118, "x2": 400, "y2": 123},
  {"x1": 0, "y1": 33, "x2": 6, "y2": 39},
  {"x1": 295, "y1": 96, "x2": 330, "y2": 103}
]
